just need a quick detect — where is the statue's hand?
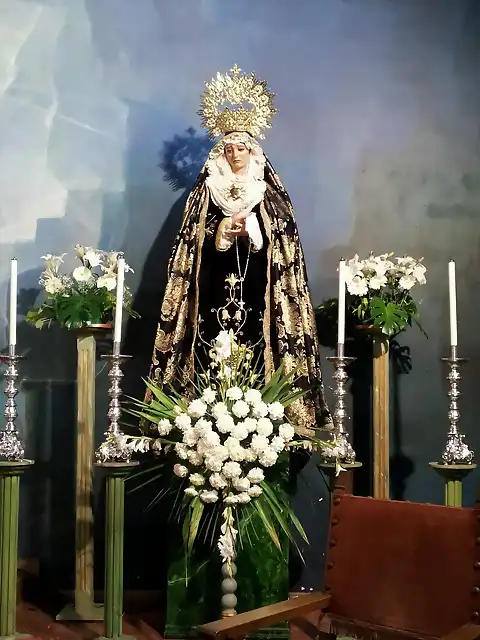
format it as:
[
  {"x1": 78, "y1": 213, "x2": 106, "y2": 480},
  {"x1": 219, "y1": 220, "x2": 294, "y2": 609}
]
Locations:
[
  {"x1": 231, "y1": 211, "x2": 249, "y2": 227},
  {"x1": 226, "y1": 219, "x2": 248, "y2": 238}
]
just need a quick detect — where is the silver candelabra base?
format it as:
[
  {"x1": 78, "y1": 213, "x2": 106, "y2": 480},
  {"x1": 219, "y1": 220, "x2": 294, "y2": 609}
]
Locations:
[
  {"x1": 322, "y1": 344, "x2": 357, "y2": 464},
  {"x1": 0, "y1": 345, "x2": 26, "y2": 461},
  {"x1": 440, "y1": 346, "x2": 474, "y2": 465},
  {"x1": 96, "y1": 349, "x2": 133, "y2": 464}
]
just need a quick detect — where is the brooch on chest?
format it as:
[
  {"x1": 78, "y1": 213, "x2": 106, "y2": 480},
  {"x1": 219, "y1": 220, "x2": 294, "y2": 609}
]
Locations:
[{"x1": 223, "y1": 182, "x2": 246, "y2": 201}]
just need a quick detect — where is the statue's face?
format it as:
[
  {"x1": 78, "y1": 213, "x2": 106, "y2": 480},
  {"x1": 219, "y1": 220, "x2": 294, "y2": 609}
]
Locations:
[{"x1": 224, "y1": 143, "x2": 250, "y2": 174}]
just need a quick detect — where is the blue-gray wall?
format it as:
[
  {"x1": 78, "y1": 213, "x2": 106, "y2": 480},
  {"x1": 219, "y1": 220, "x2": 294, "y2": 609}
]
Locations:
[{"x1": 0, "y1": 0, "x2": 479, "y2": 590}]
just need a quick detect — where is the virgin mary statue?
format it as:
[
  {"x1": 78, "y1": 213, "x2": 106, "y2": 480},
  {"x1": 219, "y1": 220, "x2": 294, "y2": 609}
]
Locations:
[{"x1": 146, "y1": 66, "x2": 331, "y2": 436}]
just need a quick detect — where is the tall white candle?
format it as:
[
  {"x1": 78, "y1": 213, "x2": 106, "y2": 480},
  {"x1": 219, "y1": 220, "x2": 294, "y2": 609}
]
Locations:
[
  {"x1": 113, "y1": 256, "x2": 125, "y2": 346},
  {"x1": 9, "y1": 258, "x2": 18, "y2": 346},
  {"x1": 337, "y1": 259, "x2": 346, "y2": 345},
  {"x1": 448, "y1": 260, "x2": 457, "y2": 347}
]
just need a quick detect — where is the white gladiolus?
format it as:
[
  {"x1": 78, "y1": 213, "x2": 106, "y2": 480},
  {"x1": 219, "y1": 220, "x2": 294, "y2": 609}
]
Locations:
[
  {"x1": 368, "y1": 274, "x2": 387, "y2": 290},
  {"x1": 399, "y1": 274, "x2": 416, "y2": 290},
  {"x1": 84, "y1": 249, "x2": 101, "y2": 267},
  {"x1": 347, "y1": 274, "x2": 368, "y2": 296},
  {"x1": 97, "y1": 274, "x2": 116, "y2": 290}
]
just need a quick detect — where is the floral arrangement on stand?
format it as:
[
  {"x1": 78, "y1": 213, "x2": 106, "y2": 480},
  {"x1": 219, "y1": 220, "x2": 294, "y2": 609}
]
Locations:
[
  {"x1": 26, "y1": 245, "x2": 138, "y2": 330},
  {"x1": 316, "y1": 252, "x2": 427, "y2": 339},
  {"x1": 124, "y1": 297, "x2": 330, "y2": 602},
  {"x1": 126, "y1": 330, "x2": 319, "y2": 576}
]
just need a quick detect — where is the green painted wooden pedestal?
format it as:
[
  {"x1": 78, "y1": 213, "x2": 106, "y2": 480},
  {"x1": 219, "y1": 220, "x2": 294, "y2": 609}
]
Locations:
[
  {"x1": 429, "y1": 462, "x2": 477, "y2": 507},
  {"x1": 0, "y1": 459, "x2": 34, "y2": 640},
  {"x1": 96, "y1": 462, "x2": 139, "y2": 640}
]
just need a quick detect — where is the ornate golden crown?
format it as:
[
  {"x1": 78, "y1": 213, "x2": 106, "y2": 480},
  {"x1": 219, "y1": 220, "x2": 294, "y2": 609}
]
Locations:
[{"x1": 198, "y1": 65, "x2": 276, "y2": 139}]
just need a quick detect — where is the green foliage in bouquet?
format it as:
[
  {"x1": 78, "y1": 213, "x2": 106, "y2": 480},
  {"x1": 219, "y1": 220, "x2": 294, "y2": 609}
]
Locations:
[
  {"x1": 123, "y1": 329, "x2": 327, "y2": 570},
  {"x1": 26, "y1": 246, "x2": 139, "y2": 330},
  {"x1": 316, "y1": 252, "x2": 427, "y2": 339}
]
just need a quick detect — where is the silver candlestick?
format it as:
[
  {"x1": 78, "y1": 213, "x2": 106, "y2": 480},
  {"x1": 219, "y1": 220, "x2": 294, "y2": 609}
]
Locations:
[
  {"x1": 0, "y1": 345, "x2": 26, "y2": 461},
  {"x1": 440, "y1": 345, "x2": 474, "y2": 465},
  {"x1": 322, "y1": 343, "x2": 357, "y2": 464},
  {"x1": 95, "y1": 343, "x2": 133, "y2": 463}
]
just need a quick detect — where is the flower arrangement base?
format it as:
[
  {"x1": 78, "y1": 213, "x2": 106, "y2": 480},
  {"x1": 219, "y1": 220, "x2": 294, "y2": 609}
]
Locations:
[
  {"x1": 428, "y1": 462, "x2": 477, "y2": 507},
  {"x1": 57, "y1": 326, "x2": 111, "y2": 623},
  {"x1": 356, "y1": 326, "x2": 390, "y2": 499},
  {"x1": 0, "y1": 460, "x2": 34, "y2": 640},
  {"x1": 95, "y1": 461, "x2": 139, "y2": 640}
]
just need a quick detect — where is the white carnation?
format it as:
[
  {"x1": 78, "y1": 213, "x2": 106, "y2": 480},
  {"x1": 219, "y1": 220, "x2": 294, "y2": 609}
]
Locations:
[
  {"x1": 199, "y1": 490, "x2": 219, "y2": 503},
  {"x1": 202, "y1": 387, "x2": 217, "y2": 404},
  {"x1": 232, "y1": 400, "x2": 250, "y2": 419},
  {"x1": 251, "y1": 434, "x2": 270, "y2": 453},
  {"x1": 247, "y1": 467, "x2": 265, "y2": 484},
  {"x1": 233, "y1": 476, "x2": 250, "y2": 492},
  {"x1": 184, "y1": 487, "x2": 198, "y2": 497},
  {"x1": 243, "y1": 417, "x2": 258, "y2": 433},
  {"x1": 222, "y1": 461, "x2": 242, "y2": 479},
  {"x1": 226, "y1": 386, "x2": 243, "y2": 401},
  {"x1": 175, "y1": 443, "x2": 189, "y2": 460},
  {"x1": 187, "y1": 450, "x2": 203, "y2": 466},
  {"x1": 187, "y1": 399, "x2": 207, "y2": 418},
  {"x1": 256, "y1": 417, "x2": 274, "y2": 437},
  {"x1": 230, "y1": 423, "x2": 249, "y2": 441},
  {"x1": 209, "y1": 473, "x2": 227, "y2": 490},
  {"x1": 268, "y1": 402, "x2": 285, "y2": 421},
  {"x1": 44, "y1": 276, "x2": 64, "y2": 294},
  {"x1": 200, "y1": 430, "x2": 221, "y2": 449},
  {"x1": 175, "y1": 413, "x2": 191, "y2": 430},
  {"x1": 195, "y1": 418, "x2": 214, "y2": 438},
  {"x1": 173, "y1": 464, "x2": 189, "y2": 478},
  {"x1": 279, "y1": 423, "x2": 295, "y2": 442},
  {"x1": 157, "y1": 418, "x2": 172, "y2": 436},
  {"x1": 216, "y1": 414, "x2": 235, "y2": 434},
  {"x1": 244, "y1": 389, "x2": 263, "y2": 405},
  {"x1": 270, "y1": 435, "x2": 286, "y2": 453},
  {"x1": 258, "y1": 448, "x2": 278, "y2": 467},
  {"x1": 189, "y1": 473, "x2": 206, "y2": 487},
  {"x1": 212, "y1": 402, "x2": 228, "y2": 419},
  {"x1": 248, "y1": 484, "x2": 263, "y2": 498},
  {"x1": 236, "y1": 492, "x2": 251, "y2": 504},
  {"x1": 204, "y1": 456, "x2": 223, "y2": 472},
  {"x1": 251, "y1": 402, "x2": 269, "y2": 418},
  {"x1": 243, "y1": 448, "x2": 257, "y2": 463},
  {"x1": 182, "y1": 427, "x2": 199, "y2": 447},
  {"x1": 224, "y1": 494, "x2": 239, "y2": 505},
  {"x1": 212, "y1": 445, "x2": 229, "y2": 462}
]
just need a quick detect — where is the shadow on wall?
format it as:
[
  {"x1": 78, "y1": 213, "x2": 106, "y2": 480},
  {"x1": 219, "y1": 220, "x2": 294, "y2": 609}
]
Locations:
[{"x1": 119, "y1": 126, "x2": 211, "y2": 593}]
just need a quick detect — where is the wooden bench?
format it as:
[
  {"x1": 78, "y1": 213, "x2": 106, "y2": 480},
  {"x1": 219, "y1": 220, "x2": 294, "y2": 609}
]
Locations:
[{"x1": 197, "y1": 592, "x2": 330, "y2": 639}]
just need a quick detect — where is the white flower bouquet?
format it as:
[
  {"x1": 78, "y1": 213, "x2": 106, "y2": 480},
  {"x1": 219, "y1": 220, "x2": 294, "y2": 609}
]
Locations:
[
  {"x1": 126, "y1": 329, "x2": 321, "y2": 570},
  {"x1": 317, "y1": 252, "x2": 427, "y2": 338},
  {"x1": 26, "y1": 245, "x2": 138, "y2": 330}
]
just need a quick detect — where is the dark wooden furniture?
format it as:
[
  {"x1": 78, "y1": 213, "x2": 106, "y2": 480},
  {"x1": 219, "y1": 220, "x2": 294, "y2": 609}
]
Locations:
[
  {"x1": 293, "y1": 491, "x2": 480, "y2": 640},
  {"x1": 197, "y1": 592, "x2": 330, "y2": 639}
]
